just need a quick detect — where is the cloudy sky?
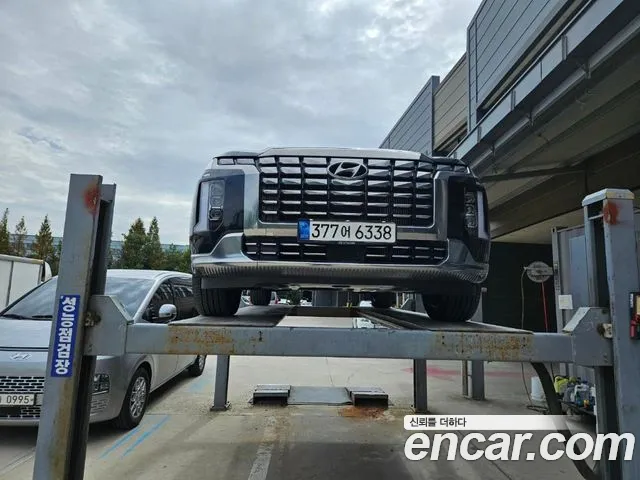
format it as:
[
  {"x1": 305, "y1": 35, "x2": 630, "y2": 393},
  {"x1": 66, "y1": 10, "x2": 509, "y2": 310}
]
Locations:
[{"x1": 0, "y1": 0, "x2": 481, "y2": 245}]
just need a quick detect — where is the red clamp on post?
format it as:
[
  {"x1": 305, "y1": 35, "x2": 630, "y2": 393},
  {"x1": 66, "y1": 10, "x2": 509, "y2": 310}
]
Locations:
[{"x1": 630, "y1": 293, "x2": 640, "y2": 339}]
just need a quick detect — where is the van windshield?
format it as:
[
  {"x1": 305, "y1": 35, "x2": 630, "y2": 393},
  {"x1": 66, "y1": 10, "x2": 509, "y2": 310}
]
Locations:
[{"x1": 1, "y1": 276, "x2": 154, "y2": 320}]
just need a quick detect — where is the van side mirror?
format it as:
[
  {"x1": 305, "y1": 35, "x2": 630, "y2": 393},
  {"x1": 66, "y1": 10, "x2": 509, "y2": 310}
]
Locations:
[{"x1": 158, "y1": 304, "x2": 177, "y2": 321}]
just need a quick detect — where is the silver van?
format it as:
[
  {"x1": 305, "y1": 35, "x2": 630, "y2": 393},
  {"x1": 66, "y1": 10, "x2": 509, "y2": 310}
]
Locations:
[{"x1": 0, "y1": 269, "x2": 206, "y2": 429}]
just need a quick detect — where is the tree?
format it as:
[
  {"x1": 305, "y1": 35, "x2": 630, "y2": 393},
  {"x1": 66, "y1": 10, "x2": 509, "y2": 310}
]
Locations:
[
  {"x1": 33, "y1": 215, "x2": 54, "y2": 262},
  {"x1": 286, "y1": 290, "x2": 302, "y2": 305},
  {"x1": 11, "y1": 217, "x2": 28, "y2": 257},
  {"x1": 143, "y1": 217, "x2": 164, "y2": 269},
  {"x1": 120, "y1": 219, "x2": 147, "y2": 269},
  {"x1": 107, "y1": 246, "x2": 117, "y2": 269},
  {"x1": 162, "y1": 244, "x2": 191, "y2": 273},
  {"x1": 180, "y1": 248, "x2": 191, "y2": 273},
  {"x1": 50, "y1": 241, "x2": 62, "y2": 276},
  {"x1": 0, "y1": 208, "x2": 10, "y2": 254},
  {"x1": 163, "y1": 244, "x2": 183, "y2": 271}
]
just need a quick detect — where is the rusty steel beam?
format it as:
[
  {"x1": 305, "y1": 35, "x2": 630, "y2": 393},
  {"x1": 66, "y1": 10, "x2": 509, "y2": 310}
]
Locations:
[
  {"x1": 116, "y1": 323, "x2": 575, "y2": 363},
  {"x1": 84, "y1": 295, "x2": 609, "y2": 365}
]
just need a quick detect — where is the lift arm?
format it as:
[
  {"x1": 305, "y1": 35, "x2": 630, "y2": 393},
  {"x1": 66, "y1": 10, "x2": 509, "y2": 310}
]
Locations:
[{"x1": 85, "y1": 295, "x2": 613, "y2": 365}]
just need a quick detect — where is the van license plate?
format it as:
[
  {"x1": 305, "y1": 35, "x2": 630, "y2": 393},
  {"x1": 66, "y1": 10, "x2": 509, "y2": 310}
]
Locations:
[
  {"x1": 0, "y1": 393, "x2": 36, "y2": 406},
  {"x1": 298, "y1": 220, "x2": 396, "y2": 244}
]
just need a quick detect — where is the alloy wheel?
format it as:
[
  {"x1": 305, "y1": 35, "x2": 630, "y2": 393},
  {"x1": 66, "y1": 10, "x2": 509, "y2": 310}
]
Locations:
[{"x1": 129, "y1": 376, "x2": 147, "y2": 419}]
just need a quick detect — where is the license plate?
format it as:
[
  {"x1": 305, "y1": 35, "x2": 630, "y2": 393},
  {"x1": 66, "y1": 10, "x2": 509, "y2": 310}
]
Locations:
[
  {"x1": 298, "y1": 220, "x2": 396, "y2": 244},
  {"x1": 0, "y1": 393, "x2": 36, "y2": 406}
]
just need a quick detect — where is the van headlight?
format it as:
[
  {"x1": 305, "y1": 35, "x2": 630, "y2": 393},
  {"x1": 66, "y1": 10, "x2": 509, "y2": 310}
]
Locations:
[{"x1": 93, "y1": 374, "x2": 110, "y2": 394}]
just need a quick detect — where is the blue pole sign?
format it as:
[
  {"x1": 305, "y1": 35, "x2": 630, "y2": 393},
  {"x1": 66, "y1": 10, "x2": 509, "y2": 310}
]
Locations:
[{"x1": 50, "y1": 294, "x2": 81, "y2": 378}]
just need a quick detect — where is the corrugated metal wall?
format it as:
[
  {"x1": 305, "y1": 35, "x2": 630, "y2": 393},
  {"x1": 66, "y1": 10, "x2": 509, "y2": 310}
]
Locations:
[
  {"x1": 467, "y1": 0, "x2": 572, "y2": 128},
  {"x1": 379, "y1": 76, "x2": 439, "y2": 154},
  {"x1": 433, "y1": 55, "x2": 468, "y2": 152}
]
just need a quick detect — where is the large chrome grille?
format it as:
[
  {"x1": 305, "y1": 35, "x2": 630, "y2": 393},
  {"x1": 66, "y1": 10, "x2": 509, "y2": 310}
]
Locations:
[
  {"x1": 0, "y1": 376, "x2": 107, "y2": 420},
  {"x1": 256, "y1": 156, "x2": 435, "y2": 226},
  {"x1": 0, "y1": 375, "x2": 45, "y2": 393},
  {"x1": 0, "y1": 376, "x2": 45, "y2": 419}
]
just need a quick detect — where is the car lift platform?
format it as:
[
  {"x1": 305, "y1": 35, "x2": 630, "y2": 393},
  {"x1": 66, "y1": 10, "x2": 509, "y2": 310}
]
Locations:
[
  {"x1": 30, "y1": 175, "x2": 640, "y2": 480},
  {"x1": 156, "y1": 303, "x2": 538, "y2": 410},
  {"x1": 87, "y1": 298, "x2": 575, "y2": 363}
]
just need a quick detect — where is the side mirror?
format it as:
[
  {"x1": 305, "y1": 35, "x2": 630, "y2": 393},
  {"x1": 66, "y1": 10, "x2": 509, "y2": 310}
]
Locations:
[{"x1": 158, "y1": 304, "x2": 177, "y2": 322}]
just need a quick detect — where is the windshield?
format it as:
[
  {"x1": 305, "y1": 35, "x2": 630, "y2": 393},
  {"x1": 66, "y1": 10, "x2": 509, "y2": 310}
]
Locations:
[{"x1": 1, "y1": 276, "x2": 154, "y2": 320}]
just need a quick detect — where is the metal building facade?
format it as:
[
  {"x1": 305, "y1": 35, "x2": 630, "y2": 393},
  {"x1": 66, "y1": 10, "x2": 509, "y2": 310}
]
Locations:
[{"x1": 379, "y1": 76, "x2": 439, "y2": 155}]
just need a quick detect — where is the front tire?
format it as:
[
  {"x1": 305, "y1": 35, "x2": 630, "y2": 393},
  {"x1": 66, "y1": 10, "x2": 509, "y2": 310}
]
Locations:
[
  {"x1": 249, "y1": 289, "x2": 272, "y2": 306},
  {"x1": 193, "y1": 275, "x2": 241, "y2": 317},
  {"x1": 371, "y1": 292, "x2": 394, "y2": 309},
  {"x1": 421, "y1": 283, "x2": 481, "y2": 322},
  {"x1": 114, "y1": 367, "x2": 150, "y2": 430}
]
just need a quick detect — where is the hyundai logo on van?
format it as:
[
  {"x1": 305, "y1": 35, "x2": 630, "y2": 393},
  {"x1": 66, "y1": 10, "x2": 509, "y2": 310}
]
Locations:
[{"x1": 10, "y1": 352, "x2": 32, "y2": 360}]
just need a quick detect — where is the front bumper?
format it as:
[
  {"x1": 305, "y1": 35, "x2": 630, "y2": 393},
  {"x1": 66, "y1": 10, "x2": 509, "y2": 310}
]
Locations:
[
  {"x1": 192, "y1": 233, "x2": 488, "y2": 291},
  {"x1": 0, "y1": 393, "x2": 114, "y2": 427},
  {"x1": 0, "y1": 356, "x2": 124, "y2": 427}
]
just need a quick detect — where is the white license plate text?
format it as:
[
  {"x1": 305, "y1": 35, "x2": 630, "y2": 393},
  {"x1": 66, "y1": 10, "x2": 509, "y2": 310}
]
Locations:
[
  {"x1": 299, "y1": 220, "x2": 396, "y2": 244},
  {"x1": 0, "y1": 393, "x2": 35, "y2": 406}
]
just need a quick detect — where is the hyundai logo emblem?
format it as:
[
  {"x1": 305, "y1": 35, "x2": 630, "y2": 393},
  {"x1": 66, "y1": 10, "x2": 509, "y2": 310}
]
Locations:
[
  {"x1": 328, "y1": 161, "x2": 368, "y2": 180},
  {"x1": 10, "y1": 352, "x2": 31, "y2": 361}
]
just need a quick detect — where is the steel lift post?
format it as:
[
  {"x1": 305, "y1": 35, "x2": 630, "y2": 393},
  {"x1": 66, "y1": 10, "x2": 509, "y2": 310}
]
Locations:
[
  {"x1": 31, "y1": 176, "x2": 639, "y2": 480},
  {"x1": 209, "y1": 324, "x2": 431, "y2": 413},
  {"x1": 32, "y1": 175, "x2": 116, "y2": 480},
  {"x1": 211, "y1": 354, "x2": 231, "y2": 411},
  {"x1": 582, "y1": 189, "x2": 640, "y2": 480},
  {"x1": 462, "y1": 288, "x2": 486, "y2": 401}
]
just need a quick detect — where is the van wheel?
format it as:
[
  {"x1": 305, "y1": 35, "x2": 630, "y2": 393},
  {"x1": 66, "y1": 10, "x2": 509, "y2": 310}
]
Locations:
[
  {"x1": 114, "y1": 367, "x2": 150, "y2": 430},
  {"x1": 188, "y1": 355, "x2": 206, "y2": 377},
  {"x1": 193, "y1": 275, "x2": 241, "y2": 317}
]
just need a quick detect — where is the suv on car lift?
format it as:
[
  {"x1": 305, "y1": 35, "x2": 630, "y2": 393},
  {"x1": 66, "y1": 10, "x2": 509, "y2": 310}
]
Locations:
[{"x1": 189, "y1": 147, "x2": 490, "y2": 322}]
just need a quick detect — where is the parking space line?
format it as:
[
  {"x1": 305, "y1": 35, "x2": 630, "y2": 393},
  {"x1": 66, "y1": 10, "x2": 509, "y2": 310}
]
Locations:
[
  {"x1": 99, "y1": 414, "x2": 170, "y2": 460},
  {"x1": 99, "y1": 425, "x2": 144, "y2": 460},
  {"x1": 247, "y1": 416, "x2": 278, "y2": 480},
  {"x1": 187, "y1": 377, "x2": 209, "y2": 393},
  {"x1": 121, "y1": 415, "x2": 170, "y2": 458}
]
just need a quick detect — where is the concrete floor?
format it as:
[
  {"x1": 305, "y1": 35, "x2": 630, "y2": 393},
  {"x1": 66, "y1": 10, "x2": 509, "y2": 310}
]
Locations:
[{"x1": 0, "y1": 316, "x2": 595, "y2": 480}]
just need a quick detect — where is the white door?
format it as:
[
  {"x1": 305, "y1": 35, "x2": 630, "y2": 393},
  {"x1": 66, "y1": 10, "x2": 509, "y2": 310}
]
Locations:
[
  {"x1": 170, "y1": 277, "x2": 200, "y2": 371},
  {"x1": 143, "y1": 279, "x2": 178, "y2": 387}
]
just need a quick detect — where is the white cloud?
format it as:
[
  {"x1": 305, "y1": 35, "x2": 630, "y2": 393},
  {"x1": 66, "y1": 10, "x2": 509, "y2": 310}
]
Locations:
[{"x1": 0, "y1": 0, "x2": 481, "y2": 244}]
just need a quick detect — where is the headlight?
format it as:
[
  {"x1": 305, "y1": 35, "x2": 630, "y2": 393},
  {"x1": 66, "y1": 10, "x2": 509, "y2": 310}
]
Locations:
[
  {"x1": 463, "y1": 190, "x2": 477, "y2": 230},
  {"x1": 217, "y1": 157, "x2": 255, "y2": 165},
  {"x1": 208, "y1": 180, "x2": 225, "y2": 221},
  {"x1": 93, "y1": 374, "x2": 110, "y2": 394}
]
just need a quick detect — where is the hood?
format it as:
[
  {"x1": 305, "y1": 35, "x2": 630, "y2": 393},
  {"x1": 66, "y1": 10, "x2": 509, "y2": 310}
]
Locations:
[{"x1": 0, "y1": 318, "x2": 52, "y2": 350}]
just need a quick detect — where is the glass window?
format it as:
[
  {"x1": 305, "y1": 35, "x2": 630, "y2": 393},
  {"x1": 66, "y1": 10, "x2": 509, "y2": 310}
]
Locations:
[
  {"x1": 1, "y1": 276, "x2": 154, "y2": 320},
  {"x1": 171, "y1": 277, "x2": 196, "y2": 320},
  {"x1": 143, "y1": 280, "x2": 174, "y2": 323}
]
